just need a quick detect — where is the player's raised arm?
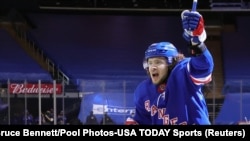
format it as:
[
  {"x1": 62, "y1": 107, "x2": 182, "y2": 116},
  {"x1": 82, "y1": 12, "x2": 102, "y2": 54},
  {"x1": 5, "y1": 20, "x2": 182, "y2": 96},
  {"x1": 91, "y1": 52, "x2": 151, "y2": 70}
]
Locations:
[{"x1": 180, "y1": 0, "x2": 214, "y2": 85}]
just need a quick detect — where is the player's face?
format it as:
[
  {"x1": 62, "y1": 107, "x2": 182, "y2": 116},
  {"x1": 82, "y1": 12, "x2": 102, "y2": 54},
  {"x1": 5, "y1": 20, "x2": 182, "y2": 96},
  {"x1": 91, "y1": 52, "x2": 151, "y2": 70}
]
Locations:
[{"x1": 147, "y1": 57, "x2": 168, "y2": 85}]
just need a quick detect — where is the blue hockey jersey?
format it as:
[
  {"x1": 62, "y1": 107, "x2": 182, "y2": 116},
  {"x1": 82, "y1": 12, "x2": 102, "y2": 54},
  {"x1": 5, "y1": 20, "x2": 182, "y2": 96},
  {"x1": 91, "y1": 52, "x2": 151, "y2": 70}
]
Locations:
[{"x1": 133, "y1": 47, "x2": 213, "y2": 125}]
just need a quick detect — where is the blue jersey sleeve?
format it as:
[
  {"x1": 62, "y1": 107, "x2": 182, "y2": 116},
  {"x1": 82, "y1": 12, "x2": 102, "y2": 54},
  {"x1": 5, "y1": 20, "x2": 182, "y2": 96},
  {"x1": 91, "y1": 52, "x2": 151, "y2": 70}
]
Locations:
[{"x1": 188, "y1": 45, "x2": 214, "y2": 85}]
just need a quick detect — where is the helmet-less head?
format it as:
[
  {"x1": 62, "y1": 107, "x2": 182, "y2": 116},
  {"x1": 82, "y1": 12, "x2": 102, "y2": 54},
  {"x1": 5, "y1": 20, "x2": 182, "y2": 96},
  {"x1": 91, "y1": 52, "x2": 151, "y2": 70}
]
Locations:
[{"x1": 145, "y1": 42, "x2": 178, "y2": 85}]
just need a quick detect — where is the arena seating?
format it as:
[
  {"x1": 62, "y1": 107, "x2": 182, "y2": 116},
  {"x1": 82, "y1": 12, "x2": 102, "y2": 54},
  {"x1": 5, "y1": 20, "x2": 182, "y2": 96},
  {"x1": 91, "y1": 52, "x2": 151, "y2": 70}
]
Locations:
[
  {"x1": 222, "y1": 16, "x2": 250, "y2": 82},
  {"x1": 221, "y1": 16, "x2": 250, "y2": 94},
  {"x1": 26, "y1": 13, "x2": 186, "y2": 88},
  {"x1": 215, "y1": 93, "x2": 250, "y2": 124},
  {"x1": 0, "y1": 29, "x2": 52, "y2": 82},
  {"x1": 215, "y1": 16, "x2": 250, "y2": 124}
]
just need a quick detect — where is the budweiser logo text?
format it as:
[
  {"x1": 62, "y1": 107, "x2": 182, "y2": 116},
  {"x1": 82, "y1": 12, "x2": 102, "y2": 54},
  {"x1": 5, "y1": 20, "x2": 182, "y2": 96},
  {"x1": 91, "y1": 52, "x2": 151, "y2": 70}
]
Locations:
[{"x1": 9, "y1": 83, "x2": 62, "y2": 94}]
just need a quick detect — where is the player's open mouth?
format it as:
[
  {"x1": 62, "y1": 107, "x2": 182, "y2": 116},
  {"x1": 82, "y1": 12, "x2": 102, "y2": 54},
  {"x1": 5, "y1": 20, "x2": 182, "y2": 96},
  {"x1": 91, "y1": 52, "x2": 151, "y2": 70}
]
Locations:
[{"x1": 152, "y1": 73, "x2": 159, "y2": 77}]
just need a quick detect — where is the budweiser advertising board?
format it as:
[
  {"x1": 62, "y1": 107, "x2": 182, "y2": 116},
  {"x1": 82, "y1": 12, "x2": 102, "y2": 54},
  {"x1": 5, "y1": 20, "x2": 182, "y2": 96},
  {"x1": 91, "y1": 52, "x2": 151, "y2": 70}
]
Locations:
[{"x1": 8, "y1": 83, "x2": 62, "y2": 94}]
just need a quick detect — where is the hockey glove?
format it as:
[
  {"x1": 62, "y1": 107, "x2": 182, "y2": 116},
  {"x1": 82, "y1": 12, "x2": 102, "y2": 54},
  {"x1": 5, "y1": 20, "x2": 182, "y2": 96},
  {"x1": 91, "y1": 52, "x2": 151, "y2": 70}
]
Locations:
[{"x1": 181, "y1": 10, "x2": 206, "y2": 45}]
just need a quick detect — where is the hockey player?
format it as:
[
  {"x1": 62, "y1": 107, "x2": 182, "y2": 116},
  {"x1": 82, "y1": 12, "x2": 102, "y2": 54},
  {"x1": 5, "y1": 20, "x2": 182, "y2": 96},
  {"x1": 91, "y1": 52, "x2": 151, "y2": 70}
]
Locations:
[{"x1": 125, "y1": 9, "x2": 214, "y2": 125}]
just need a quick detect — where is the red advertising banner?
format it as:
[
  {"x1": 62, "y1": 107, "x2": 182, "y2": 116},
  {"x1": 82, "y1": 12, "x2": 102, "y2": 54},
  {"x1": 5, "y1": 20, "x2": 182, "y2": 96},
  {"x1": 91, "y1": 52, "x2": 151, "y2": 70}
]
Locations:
[{"x1": 8, "y1": 83, "x2": 63, "y2": 94}]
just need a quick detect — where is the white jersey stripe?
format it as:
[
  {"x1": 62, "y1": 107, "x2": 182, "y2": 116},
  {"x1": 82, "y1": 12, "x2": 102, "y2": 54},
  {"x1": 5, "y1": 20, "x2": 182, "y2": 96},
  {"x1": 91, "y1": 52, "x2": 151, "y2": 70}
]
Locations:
[{"x1": 187, "y1": 62, "x2": 212, "y2": 85}]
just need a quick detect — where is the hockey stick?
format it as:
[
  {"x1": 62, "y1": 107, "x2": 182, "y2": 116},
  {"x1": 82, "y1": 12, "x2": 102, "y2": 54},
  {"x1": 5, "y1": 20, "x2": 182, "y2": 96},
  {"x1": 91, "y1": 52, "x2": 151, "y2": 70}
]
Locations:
[{"x1": 192, "y1": 0, "x2": 198, "y2": 12}]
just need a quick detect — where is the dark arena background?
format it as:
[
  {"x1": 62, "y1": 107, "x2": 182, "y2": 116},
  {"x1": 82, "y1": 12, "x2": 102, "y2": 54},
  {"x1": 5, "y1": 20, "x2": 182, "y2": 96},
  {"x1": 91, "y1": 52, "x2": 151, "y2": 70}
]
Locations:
[{"x1": 0, "y1": 0, "x2": 250, "y2": 125}]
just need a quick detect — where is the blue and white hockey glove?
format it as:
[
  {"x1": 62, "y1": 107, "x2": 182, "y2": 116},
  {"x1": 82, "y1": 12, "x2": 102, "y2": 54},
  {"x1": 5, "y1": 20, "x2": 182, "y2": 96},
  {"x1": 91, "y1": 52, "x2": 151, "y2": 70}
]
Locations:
[{"x1": 181, "y1": 10, "x2": 206, "y2": 45}]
